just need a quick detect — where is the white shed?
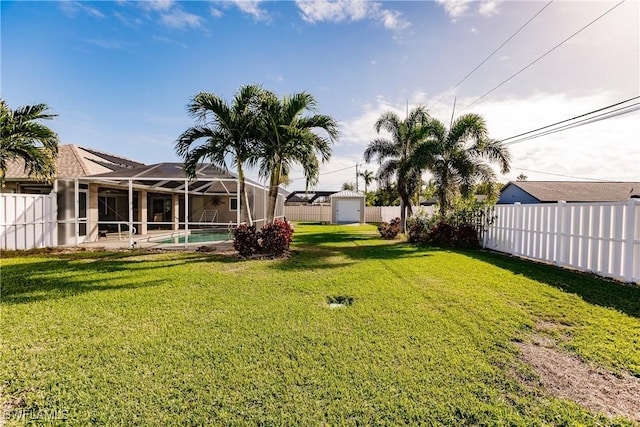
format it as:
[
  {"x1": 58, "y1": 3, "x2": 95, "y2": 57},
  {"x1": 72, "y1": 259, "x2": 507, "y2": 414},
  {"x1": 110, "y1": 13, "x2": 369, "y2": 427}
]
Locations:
[{"x1": 330, "y1": 191, "x2": 366, "y2": 224}]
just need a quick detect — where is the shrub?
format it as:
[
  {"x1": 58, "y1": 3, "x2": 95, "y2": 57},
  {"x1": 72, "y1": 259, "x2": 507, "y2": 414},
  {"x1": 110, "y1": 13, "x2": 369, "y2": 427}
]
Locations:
[
  {"x1": 427, "y1": 221, "x2": 456, "y2": 247},
  {"x1": 233, "y1": 224, "x2": 259, "y2": 257},
  {"x1": 407, "y1": 213, "x2": 438, "y2": 244},
  {"x1": 455, "y1": 223, "x2": 480, "y2": 248},
  {"x1": 258, "y1": 219, "x2": 294, "y2": 256},
  {"x1": 378, "y1": 217, "x2": 401, "y2": 239}
]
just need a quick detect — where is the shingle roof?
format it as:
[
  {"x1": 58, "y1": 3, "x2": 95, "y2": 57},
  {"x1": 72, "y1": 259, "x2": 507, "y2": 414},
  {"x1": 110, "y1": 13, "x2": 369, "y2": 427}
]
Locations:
[
  {"x1": 502, "y1": 181, "x2": 640, "y2": 202},
  {"x1": 3, "y1": 144, "x2": 145, "y2": 179}
]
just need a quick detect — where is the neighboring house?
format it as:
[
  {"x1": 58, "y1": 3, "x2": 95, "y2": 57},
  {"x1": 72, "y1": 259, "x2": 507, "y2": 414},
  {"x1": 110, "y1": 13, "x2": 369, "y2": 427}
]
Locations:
[
  {"x1": 285, "y1": 190, "x2": 340, "y2": 206},
  {"x1": 2, "y1": 145, "x2": 282, "y2": 245},
  {"x1": 498, "y1": 181, "x2": 640, "y2": 204}
]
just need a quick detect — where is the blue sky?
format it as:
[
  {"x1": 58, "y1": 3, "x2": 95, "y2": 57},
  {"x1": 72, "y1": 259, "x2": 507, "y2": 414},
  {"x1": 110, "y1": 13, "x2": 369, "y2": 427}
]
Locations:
[{"x1": 2, "y1": 0, "x2": 639, "y2": 190}]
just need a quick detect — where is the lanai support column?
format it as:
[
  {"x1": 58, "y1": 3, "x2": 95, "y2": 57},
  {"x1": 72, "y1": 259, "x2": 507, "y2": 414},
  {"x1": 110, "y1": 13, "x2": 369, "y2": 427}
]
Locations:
[
  {"x1": 172, "y1": 193, "x2": 180, "y2": 231},
  {"x1": 74, "y1": 178, "x2": 79, "y2": 246},
  {"x1": 138, "y1": 189, "x2": 148, "y2": 235},
  {"x1": 128, "y1": 179, "x2": 134, "y2": 248},
  {"x1": 184, "y1": 179, "x2": 189, "y2": 249}
]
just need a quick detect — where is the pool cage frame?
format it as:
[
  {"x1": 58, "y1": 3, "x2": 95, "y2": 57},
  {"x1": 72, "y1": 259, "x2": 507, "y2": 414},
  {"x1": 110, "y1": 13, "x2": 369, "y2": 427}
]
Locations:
[{"x1": 55, "y1": 163, "x2": 285, "y2": 249}]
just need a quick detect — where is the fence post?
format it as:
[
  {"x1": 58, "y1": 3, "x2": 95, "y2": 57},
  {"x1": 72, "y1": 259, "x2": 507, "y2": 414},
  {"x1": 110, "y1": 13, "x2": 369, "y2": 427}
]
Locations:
[
  {"x1": 511, "y1": 202, "x2": 521, "y2": 255},
  {"x1": 555, "y1": 200, "x2": 566, "y2": 267},
  {"x1": 623, "y1": 198, "x2": 637, "y2": 282}
]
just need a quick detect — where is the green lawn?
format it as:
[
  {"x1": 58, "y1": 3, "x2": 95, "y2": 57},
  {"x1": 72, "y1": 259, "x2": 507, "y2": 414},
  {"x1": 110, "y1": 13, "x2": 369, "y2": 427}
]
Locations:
[{"x1": 1, "y1": 223, "x2": 639, "y2": 425}]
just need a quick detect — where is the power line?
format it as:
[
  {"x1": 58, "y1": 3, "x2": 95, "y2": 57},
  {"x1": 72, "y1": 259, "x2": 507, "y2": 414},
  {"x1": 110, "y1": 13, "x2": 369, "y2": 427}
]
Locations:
[
  {"x1": 429, "y1": 0, "x2": 554, "y2": 110},
  {"x1": 510, "y1": 167, "x2": 619, "y2": 182},
  {"x1": 503, "y1": 102, "x2": 640, "y2": 146},
  {"x1": 495, "y1": 96, "x2": 640, "y2": 146},
  {"x1": 499, "y1": 96, "x2": 639, "y2": 143},
  {"x1": 462, "y1": 0, "x2": 626, "y2": 110},
  {"x1": 288, "y1": 164, "x2": 356, "y2": 182}
]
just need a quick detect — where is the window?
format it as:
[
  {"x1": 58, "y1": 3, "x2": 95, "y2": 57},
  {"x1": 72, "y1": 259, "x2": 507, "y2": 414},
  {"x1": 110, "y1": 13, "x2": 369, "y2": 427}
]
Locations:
[{"x1": 229, "y1": 198, "x2": 238, "y2": 211}]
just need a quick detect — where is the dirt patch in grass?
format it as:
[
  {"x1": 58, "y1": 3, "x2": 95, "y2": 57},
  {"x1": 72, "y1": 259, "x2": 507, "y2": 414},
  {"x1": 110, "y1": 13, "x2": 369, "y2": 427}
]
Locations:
[{"x1": 517, "y1": 324, "x2": 640, "y2": 422}]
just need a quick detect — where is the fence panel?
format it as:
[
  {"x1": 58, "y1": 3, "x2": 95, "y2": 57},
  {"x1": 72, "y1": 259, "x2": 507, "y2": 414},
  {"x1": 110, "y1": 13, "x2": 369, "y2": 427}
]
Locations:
[
  {"x1": 284, "y1": 205, "x2": 332, "y2": 222},
  {"x1": 284, "y1": 205, "x2": 410, "y2": 223},
  {"x1": 484, "y1": 200, "x2": 640, "y2": 283},
  {"x1": 1, "y1": 193, "x2": 57, "y2": 250}
]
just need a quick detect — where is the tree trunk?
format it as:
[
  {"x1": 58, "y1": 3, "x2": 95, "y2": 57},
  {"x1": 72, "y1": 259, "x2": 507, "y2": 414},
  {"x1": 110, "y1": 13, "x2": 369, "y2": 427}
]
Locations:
[
  {"x1": 236, "y1": 163, "x2": 253, "y2": 226},
  {"x1": 266, "y1": 163, "x2": 282, "y2": 223}
]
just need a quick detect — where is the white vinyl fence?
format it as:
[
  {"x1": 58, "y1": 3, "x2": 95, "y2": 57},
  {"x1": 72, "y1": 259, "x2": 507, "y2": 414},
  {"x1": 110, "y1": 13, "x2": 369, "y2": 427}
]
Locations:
[
  {"x1": 284, "y1": 205, "x2": 413, "y2": 223},
  {"x1": 483, "y1": 200, "x2": 640, "y2": 283},
  {"x1": 1, "y1": 193, "x2": 58, "y2": 250}
]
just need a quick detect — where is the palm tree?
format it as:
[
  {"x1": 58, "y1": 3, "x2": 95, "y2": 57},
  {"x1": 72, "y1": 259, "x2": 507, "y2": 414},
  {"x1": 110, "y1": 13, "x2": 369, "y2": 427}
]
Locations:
[
  {"x1": 175, "y1": 85, "x2": 262, "y2": 225},
  {"x1": 412, "y1": 113, "x2": 511, "y2": 217},
  {"x1": 359, "y1": 169, "x2": 374, "y2": 194},
  {"x1": 363, "y1": 106, "x2": 430, "y2": 232},
  {"x1": 0, "y1": 100, "x2": 59, "y2": 186},
  {"x1": 256, "y1": 91, "x2": 339, "y2": 223}
]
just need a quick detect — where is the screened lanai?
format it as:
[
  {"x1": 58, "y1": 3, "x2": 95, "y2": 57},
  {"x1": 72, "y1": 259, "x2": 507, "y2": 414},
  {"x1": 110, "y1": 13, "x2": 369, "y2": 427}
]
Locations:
[{"x1": 56, "y1": 163, "x2": 285, "y2": 247}]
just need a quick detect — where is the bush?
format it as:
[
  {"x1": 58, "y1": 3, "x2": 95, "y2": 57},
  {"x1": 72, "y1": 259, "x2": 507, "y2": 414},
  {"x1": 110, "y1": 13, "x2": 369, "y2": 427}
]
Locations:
[
  {"x1": 428, "y1": 221, "x2": 456, "y2": 246},
  {"x1": 407, "y1": 213, "x2": 438, "y2": 244},
  {"x1": 455, "y1": 223, "x2": 480, "y2": 248},
  {"x1": 233, "y1": 224, "x2": 259, "y2": 257},
  {"x1": 378, "y1": 217, "x2": 401, "y2": 239},
  {"x1": 258, "y1": 219, "x2": 294, "y2": 256}
]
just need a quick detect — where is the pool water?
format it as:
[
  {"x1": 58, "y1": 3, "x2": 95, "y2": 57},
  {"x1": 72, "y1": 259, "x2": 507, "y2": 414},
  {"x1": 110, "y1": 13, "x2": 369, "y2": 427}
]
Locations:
[{"x1": 155, "y1": 231, "x2": 231, "y2": 245}]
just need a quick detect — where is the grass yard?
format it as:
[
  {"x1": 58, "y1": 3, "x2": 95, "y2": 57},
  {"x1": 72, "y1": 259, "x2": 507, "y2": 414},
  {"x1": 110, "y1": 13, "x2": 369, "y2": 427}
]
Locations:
[{"x1": 1, "y1": 223, "x2": 639, "y2": 425}]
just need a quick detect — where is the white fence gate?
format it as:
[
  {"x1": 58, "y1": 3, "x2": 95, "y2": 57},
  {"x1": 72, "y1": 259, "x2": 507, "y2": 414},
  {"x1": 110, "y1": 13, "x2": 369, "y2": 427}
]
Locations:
[
  {"x1": 0, "y1": 193, "x2": 58, "y2": 250},
  {"x1": 483, "y1": 200, "x2": 640, "y2": 283}
]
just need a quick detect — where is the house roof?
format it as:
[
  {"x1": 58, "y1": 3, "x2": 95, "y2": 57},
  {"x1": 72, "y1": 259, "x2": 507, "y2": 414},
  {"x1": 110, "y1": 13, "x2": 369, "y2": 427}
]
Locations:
[
  {"x1": 501, "y1": 181, "x2": 640, "y2": 203},
  {"x1": 86, "y1": 162, "x2": 281, "y2": 195},
  {"x1": 3, "y1": 144, "x2": 145, "y2": 179}
]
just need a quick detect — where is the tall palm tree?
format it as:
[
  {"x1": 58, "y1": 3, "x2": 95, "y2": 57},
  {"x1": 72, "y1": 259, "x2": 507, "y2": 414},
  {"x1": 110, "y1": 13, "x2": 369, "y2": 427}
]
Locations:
[
  {"x1": 364, "y1": 106, "x2": 430, "y2": 231},
  {"x1": 359, "y1": 169, "x2": 374, "y2": 194},
  {"x1": 256, "y1": 91, "x2": 339, "y2": 223},
  {"x1": 412, "y1": 113, "x2": 511, "y2": 217},
  {"x1": 175, "y1": 85, "x2": 262, "y2": 225},
  {"x1": 0, "y1": 100, "x2": 59, "y2": 186}
]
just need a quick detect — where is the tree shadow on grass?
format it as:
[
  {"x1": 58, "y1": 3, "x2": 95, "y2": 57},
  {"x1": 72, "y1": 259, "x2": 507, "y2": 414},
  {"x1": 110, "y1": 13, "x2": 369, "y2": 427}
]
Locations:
[
  {"x1": 277, "y1": 232, "x2": 433, "y2": 272},
  {"x1": 466, "y1": 249, "x2": 640, "y2": 319},
  {"x1": 1, "y1": 250, "x2": 239, "y2": 305}
]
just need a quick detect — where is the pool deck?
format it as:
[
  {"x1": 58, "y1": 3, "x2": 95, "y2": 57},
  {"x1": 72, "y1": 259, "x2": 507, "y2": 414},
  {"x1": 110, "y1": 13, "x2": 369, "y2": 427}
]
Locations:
[{"x1": 79, "y1": 229, "x2": 234, "y2": 251}]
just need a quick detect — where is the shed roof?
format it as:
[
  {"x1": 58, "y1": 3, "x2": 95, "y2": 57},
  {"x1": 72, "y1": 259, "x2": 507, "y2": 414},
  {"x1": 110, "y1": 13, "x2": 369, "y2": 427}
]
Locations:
[
  {"x1": 501, "y1": 181, "x2": 640, "y2": 203},
  {"x1": 330, "y1": 190, "x2": 365, "y2": 198}
]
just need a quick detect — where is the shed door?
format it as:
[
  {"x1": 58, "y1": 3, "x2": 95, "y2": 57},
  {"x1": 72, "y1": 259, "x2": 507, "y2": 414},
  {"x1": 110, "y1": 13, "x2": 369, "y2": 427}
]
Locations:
[{"x1": 336, "y1": 199, "x2": 361, "y2": 223}]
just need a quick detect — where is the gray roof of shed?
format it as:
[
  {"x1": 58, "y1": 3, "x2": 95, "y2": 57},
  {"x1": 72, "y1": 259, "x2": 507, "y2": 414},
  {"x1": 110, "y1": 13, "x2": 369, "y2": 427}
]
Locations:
[{"x1": 502, "y1": 181, "x2": 640, "y2": 202}]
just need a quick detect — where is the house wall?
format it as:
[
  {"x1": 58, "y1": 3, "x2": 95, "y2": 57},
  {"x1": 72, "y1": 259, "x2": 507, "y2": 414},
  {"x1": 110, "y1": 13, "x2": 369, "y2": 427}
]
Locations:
[{"x1": 498, "y1": 185, "x2": 540, "y2": 204}]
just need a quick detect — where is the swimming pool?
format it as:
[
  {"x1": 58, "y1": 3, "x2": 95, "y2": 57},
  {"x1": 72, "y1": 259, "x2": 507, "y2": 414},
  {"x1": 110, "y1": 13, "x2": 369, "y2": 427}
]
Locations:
[{"x1": 152, "y1": 230, "x2": 232, "y2": 245}]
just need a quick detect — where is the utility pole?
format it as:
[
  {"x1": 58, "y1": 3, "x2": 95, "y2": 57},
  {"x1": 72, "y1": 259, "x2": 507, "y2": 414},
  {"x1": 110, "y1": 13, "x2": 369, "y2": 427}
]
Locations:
[{"x1": 355, "y1": 163, "x2": 359, "y2": 192}]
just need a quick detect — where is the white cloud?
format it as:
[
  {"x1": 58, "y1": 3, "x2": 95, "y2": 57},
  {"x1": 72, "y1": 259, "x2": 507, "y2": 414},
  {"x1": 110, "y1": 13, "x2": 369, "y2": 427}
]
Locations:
[
  {"x1": 478, "y1": 0, "x2": 501, "y2": 17},
  {"x1": 436, "y1": 0, "x2": 502, "y2": 20},
  {"x1": 139, "y1": 0, "x2": 175, "y2": 12},
  {"x1": 160, "y1": 8, "x2": 203, "y2": 29},
  {"x1": 470, "y1": 27, "x2": 477, "y2": 34},
  {"x1": 228, "y1": 0, "x2": 270, "y2": 22},
  {"x1": 210, "y1": 8, "x2": 224, "y2": 18},
  {"x1": 295, "y1": 0, "x2": 410, "y2": 31},
  {"x1": 60, "y1": 1, "x2": 105, "y2": 18}
]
